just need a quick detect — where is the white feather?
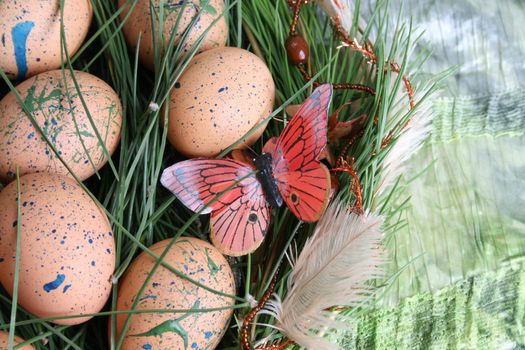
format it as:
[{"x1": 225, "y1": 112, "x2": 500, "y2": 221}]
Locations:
[
  {"x1": 377, "y1": 96, "x2": 433, "y2": 196},
  {"x1": 315, "y1": 0, "x2": 356, "y2": 33},
  {"x1": 265, "y1": 200, "x2": 385, "y2": 350}
]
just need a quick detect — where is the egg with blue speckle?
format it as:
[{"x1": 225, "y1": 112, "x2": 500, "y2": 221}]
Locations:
[
  {"x1": 118, "y1": 0, "x2": 228, "y2": 70},
  {"x1": 0, "y1": 0, "x2": 92, "y2": 80},
  {"x1": 0, "y1": 173, "x2": 115, "y2": 325},
  {"x1": 113, "y1": 237, "x2": 235, "y2": 350},
  {"x1": 168, "y1": 47, "x2": 275, "y2": 157},
  {"x1": 0, "y1": 331, "x2": 35, "y2": 349},
  {"x1": 0, "y1": 69, "x2": 122, "y2": 184}
]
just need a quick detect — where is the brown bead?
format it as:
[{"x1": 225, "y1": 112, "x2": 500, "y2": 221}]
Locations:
[{"x1": 285, "y1": 34, "x2": 309, "y2": 65}]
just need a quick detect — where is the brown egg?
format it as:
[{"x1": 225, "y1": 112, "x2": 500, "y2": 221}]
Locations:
[
  {"x1": 118, "y1": 0, "x2": 228, "y2": 70},
  {"x1": 0, "y1": 0, "x2": 92, "y2": 80},
  {"x1": 0, "y1": 70, "x2": 122, "y2": 184},
  {"x1": 168, "y1": 47, "x2": 275, "y2": 157},
  {"x1": 0, "y1": 331, "x2": 35, "y2": 350},
  {"x1": 114, "y1": 237, "x2": 236, "y2": 350},
  {"x1": 0, "y1": 173, "x2": 115, "y2": 325}
]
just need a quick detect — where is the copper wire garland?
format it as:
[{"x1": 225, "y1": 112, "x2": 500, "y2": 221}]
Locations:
[{"x1": 241, "y1": 268, "x2": 281, "y2": 350}]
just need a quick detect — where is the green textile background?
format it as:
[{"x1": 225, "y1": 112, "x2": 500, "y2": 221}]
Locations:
[
  {"x1": 336, "y1": 258, "x2": 525, "y2": 349},
  {"x1": 337, "y1": 0, "x2": 525, "y2": 348}
]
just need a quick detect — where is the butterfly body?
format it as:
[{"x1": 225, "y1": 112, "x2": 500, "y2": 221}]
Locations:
[
  {"x1": 254, "y1": 152, "x2": 283, "y2": 209},
  {"x1": 161, "y1": 84, "x2": 333, "y2": 256}
]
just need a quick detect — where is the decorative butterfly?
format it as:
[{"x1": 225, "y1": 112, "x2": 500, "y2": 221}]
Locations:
[{"x1": 161, "y1": 84, "x2": 333, "y2": 256}]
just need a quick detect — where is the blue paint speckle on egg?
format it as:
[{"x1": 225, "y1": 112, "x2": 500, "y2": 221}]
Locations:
[
  {"x1": 63, "y1": 284, "x2": 72, "y2": 293},
  {"x1": 183, "y1": 264, "x2": 189, "y2": 271},
  {"x1": 11, "y1": 21, "x2": 35, "y2": 80},
  {"x1": 152, "y1": 282, "x2": 160, "y2": 288},
  {"x1": 139, "y1": 294, "x2": 157, "y2": 301},
  {"x1": 204, "y1": 331, "x2": 212, "y2": 339},
  {"x1": 143, "y1": 344, "x2": 152, "y2": 350},
  {"x1": 175, "y1": 82, "x2": 181, "y2": 88},
  {"x1": 88, "y1": 238, "x2": 93, "y2": 244},
  {"x1": 43, "y1": 274, "x2": 66, "y2": 292},
  {"x1": 91, "y1": 261, "x2": 96, "y2": 266},
  {"x1": 27, "y1": 132, "x2": 35, "y2": 139},
  {"x1": 191, "y1": 342, "x2": 198, "y2": 349}
]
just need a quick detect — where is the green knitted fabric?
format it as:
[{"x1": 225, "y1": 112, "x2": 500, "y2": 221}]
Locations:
[
  {"x1": 335, "y1": 0, "x2": 525, "y2": 348},
  {"x1": 375, "y1": 0, "x2": 525, "y2": 303},
  {"x1": 335, "y1": 258, "x2": 525, "y2": 349},
  {"x1": 431, "y1": 89, "x2": 525, "y2": 143},
  {"x1": 383, "y1": 106, "x2": 525, "y2": 303}
]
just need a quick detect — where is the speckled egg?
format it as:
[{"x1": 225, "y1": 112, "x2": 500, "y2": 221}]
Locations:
[
  {"x1": 0, "y1": 331, "x2": 35, "y2": 350},
  {"x1": 0, "y1": 0, "x2": 92, "y2": 80},
  {"x1": 114, "y1": 237, "x2": 236, "y2": 350},
  {"x1": 168, "y1": 47, "x2": 275, "y2": 157},
  {"x1": 118, "y1": 0, "x2": 228, "y2": 70},
  {"x1": 0, "y1": 173, "x2": 115, "y2": 325},
  {"x1": 0, "y1": 69, "x2": 122, "y2": 184}
]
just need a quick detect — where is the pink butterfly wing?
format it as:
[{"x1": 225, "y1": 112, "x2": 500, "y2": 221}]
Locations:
[
  {"x1": 272, "y1": 84, "x2": 333, "y2": 222},
  {"x1": 210, "y1": 175, "x2": 270, "y2": 256},
  {"x1": 160, "y1": 159, "x2": 270, "y2": 256}
]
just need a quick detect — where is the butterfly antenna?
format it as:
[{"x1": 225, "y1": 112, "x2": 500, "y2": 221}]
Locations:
[{"x1": 246, "y1": 144, "x2": 258, "y2": 155}]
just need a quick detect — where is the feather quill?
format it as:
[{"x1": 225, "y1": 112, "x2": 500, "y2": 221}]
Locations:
[{"x1": 263, "y1": 200, "x2": 385, "y2": 350}]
